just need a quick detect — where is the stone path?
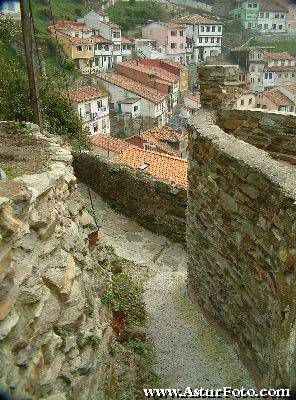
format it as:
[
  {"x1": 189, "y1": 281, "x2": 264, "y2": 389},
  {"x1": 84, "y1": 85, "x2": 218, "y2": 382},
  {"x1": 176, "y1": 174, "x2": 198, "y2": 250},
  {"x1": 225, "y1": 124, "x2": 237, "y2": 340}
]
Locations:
[{"x1": 78, "y1": 184, "x2": 255, "y2": 396}]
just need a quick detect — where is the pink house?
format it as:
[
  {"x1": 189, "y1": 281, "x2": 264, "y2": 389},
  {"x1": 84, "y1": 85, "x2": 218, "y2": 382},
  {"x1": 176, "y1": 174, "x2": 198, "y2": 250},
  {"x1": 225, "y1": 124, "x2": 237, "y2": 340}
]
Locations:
[
  {"x1": 142, "y1": 21, "x2": 187, "y2": 65},
  {"x1": 285, "y1": 0, "x2": 296, "y2": 32}
]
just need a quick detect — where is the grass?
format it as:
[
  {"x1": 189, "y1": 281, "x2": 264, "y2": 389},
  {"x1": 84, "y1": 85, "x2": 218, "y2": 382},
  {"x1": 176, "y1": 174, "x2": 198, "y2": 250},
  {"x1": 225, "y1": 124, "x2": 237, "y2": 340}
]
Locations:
[
  {"x1": 251, "y1": 38, "x2": 296, "y2": 55},
  {"x1": 1, "y1": 166, "x2": 23, "y2": 180}
]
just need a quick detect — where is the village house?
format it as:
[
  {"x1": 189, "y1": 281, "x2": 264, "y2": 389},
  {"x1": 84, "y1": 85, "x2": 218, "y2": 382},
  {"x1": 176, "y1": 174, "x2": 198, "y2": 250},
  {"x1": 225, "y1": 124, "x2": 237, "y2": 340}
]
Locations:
[
  {"x1": 256, "y1": 88, "x2": 295, "y2": 113},
  {"x1": 141, "y1": 21, "x2": 187, "y2": 65},
  {"x1": 0, "y1": 0, "x2": 20, "y2": 19},
  {"x1": 278, "y1": 85, "x2": 296, "y2": 106},
  {"x1": 82, "y1": 11, "x2": 134, "y2": 65},
  {"x1": 67, "y1": 87, "x2": 110, "y2": 136},
  {"x1": 95, "y1": 73, "x2": 168, "y2": 127},
  {"x1": 134, "y1": 38, "x2": 164, "y2": 60},
  {"x1": 173, "y1": 14, "x2": 223, "y2": 64},
  {"x1": 114, "y1": 61, "x2": 181, "y2": 111},
  {"x1": 284, "y1": 0, "x2": 296, "y2": 32},
  {"x1": 112, "y1": 147, "x2": 188, "y2": 187},
  {"x1": 124, "y1": 125, "x2": 188, "y2": 158},
  {"x1": 230, "y1": 0, "x2": 289, "y2": 33},
  {"x1": 235, "y1": 91, "x2": 257, "y2": 109}
]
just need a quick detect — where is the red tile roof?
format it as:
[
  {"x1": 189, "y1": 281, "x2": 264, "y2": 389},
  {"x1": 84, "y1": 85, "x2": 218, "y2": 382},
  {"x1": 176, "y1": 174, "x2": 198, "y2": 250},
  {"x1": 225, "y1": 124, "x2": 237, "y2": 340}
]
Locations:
[
  {"x1": 116, "y1": 61, "x2": 179, "y2": 84},
  {"x1": 98, "y1": 73, "x2": 167, "y2": 104},
  {"x1": 264, "y1": 66, "x2": 296, "y2": 72},
  {"x1": 90, "y1": 135, "x2": 133, "y2": 153},
  {"x1": 67, "y1": 87, "x2": 108, "y2": 103},
  {"x1": 174, "y1": 14, "x2": 222, "y2": 25},
  {"x1": 122, "y1": 37, "x2": 134, "y2": 45},
  {"x1": 143, "y1": 125, "x2": 185, "y2": 142},
  {"x1": 48, "y1": 20, "x2": 92, "y2": 32},
  {"x1": 261, "y1": 89, "x2": 293, "y2": 106},
  {"x1": 48, "y1": 29, "x2": 94, "y2": 44},
  {"x1": 262, "y1": 51, "x2": 295, "y2": 61},
  {"x1": 93, "y1": 35, "x2": 112, "y2": 44},
  {"x1": 112, "y1": 147, "x2": 188, "y2": 187},
  {"x1": 282, "y1": 85, "x2": 296, "y2": 94}
]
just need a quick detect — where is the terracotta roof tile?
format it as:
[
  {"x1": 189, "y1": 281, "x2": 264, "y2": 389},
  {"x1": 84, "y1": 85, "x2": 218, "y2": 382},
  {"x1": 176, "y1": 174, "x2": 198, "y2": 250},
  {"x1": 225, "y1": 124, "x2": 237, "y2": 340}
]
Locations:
[
  {"x1": 283, "y1": 85, "x2": 296, "y2": 94},
  {"x1": 67, "y1": 87, "x2": 108, "y2": 103},
  {"x1": 112, "y1": 147, "x2": 188, "y2": 187},
  {"x1": 143, "y1": 125, "x2": 185, "y2": 142},
  {"x1": 122, "y1": 37, "x2": 133, "y2": 44},
  {"x1": 48, "y1": 20, "x2": 92, "y2": 32},
  {"x1": 174, "y1": 14, "x2": 222, "y2": 25},
  {"x1": 116, "y1": 61, "x2": 179, "y2": 84},
  {"x1": 261, "y1": 89, "x2": 293, "y2": 106},
  {"x1": 264, "y1": 66, "x2": 296, "y2": 72},
  {"x1": 98, "y1": 73, "x2": 167, "y2": 104},
  {"x1": 93, "y1": 35, "x2": 112, "y2": 44},
  {"x1": 90, "y1": 135, "x2": 133, "y2": 153},
  {"x1": 262, "y1": 51, "x2": 295, "y2": 61}
]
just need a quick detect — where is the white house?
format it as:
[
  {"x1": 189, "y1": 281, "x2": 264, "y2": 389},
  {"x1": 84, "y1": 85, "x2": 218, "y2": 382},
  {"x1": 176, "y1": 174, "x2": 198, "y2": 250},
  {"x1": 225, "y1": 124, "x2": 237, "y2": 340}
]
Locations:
[
  {"x1": 174, "y1": 14, "x2": 223, "y2": 64},
  {"x1": 0, "y1": 1, "x2": 21, "y2": 19},
  {"x1": 67, "y1": 86, "x2": 110, "y2": 136},
  {"x1": 249, "y1": 49, "x2": 296, "y2": 91},
  {"x1": 95, "y1": 73, "x2": 168, "y2": 127},
  {"x1": 117, "y1": 98, "x2": 142, "y2": 118},
  {"x1": 83, "y1": 11, "x2": 133, "y2": 66}
]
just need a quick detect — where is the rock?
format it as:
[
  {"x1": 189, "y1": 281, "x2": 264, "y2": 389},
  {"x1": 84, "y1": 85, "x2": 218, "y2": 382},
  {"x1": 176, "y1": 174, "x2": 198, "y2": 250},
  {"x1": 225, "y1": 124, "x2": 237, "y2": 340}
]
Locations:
[
  {"x1": 0, "y1": 247, "x2": 12, "y2": 283},
  {"x1": 19, "y1": 276, "x2": 45, "y2": 304},
  {"x1": 0, "y1": 311, "x2": 19, "y2": 340},
  {"x1": 37, "y1": 295, "x2": 61, "y2": 334},
  {"x1": 77, "y1": 346, "x2": 93, "y2": 375},
  {"x1": 0, "y1": 205, "x2": 21, "y2": 239}
]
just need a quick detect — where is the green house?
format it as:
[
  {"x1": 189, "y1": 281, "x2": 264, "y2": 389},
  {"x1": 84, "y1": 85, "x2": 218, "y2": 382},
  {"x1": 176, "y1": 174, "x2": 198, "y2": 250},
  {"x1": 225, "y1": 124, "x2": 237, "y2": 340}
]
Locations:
[{"x1": 230, "y1": 0, "x2": 260, "y2": 30}]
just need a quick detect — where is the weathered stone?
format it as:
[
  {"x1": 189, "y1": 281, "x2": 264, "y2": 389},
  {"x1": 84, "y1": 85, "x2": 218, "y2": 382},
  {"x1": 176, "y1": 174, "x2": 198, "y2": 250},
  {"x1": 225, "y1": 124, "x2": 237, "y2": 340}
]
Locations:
[
  {"x1": 0, "y1": 247, "x2": 12, "y2": 283},
  {"x1": 37, "y1": 295, "x2": 61, "y2": 334},
  {"x1": 19, "y1": 276, "x2": 45, "y2": 304},
  {"x1": 0, "y1": 205, "x2": 21, "y2": 239},
  {"x1": 0, "y1": 311, "x2": 19, "y2": 340}
]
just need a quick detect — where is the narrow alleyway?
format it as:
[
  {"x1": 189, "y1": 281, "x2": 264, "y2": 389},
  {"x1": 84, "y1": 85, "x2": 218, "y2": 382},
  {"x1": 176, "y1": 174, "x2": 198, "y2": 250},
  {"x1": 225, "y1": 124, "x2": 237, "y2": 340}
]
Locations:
[{"x1": 78, "y1": 184, "x2": 255, "y2": 394}]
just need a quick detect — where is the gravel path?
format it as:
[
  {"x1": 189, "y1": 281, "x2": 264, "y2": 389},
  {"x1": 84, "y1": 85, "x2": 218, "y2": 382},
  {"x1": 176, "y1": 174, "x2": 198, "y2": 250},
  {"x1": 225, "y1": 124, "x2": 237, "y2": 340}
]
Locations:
[{"x1": 78, "y1": 184, "x2": 255, "y2": 396}]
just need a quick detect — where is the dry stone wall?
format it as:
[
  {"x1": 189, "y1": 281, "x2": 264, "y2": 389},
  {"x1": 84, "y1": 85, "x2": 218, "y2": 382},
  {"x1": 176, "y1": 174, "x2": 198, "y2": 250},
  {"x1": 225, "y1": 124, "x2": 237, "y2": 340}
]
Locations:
[
  {"x1": 72, "y1": 152, "x2": 187, "y2": 244},
  {"x1": 217, "y1": 109, "x2": 296, "y2": 161},
  {"x1": 187, "y1": 110, "x2": 296, "y2": 391},
  {"x1": 0, "y1": 132, "x2": 116, "y2": 400}
]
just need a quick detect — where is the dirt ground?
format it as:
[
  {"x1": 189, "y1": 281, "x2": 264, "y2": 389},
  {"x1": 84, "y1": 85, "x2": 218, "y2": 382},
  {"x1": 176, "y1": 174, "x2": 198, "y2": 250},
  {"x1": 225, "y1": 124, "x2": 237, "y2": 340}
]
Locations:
[{"x1": 0, "y1": 123, "x2": 50, "y2": 180}]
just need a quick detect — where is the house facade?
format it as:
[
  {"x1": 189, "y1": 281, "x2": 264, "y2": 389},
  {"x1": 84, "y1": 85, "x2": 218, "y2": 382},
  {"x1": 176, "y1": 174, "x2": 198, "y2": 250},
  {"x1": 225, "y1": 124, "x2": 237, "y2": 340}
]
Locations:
[
  {"x1": 231, "y1": 0, "x2": 289, "y2": 33},
  {"x1": 248, "y1": 49, "x2": 296, "y2": 91},
  {"x1": 256, "y1": 89, "x2": 295, "y2": 113},
  {"x1": 142, "y1": 22, "x2": 187, "y2": 65},
  {"x1": 285, "y1": 0, "x2": 296, "y2": 32},
  {"x1": 174, "y1": 15, "x2": 223, "y2": 64},
  {"x1": 68, "y1": 87, "x2": 110, "y2": 136},
  {"x1": 0, "y1": 0, "x2": 20, "y2": 19},
  {"x1": 95, "y1": 73, "x2": 169, "y2": 127}
]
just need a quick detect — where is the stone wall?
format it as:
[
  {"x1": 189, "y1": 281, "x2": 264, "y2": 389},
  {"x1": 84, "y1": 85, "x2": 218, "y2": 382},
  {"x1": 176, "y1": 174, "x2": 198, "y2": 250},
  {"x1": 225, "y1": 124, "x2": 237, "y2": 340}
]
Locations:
[
  {"x1": 0, "y1": 132, "x2": 115, "y2": 399},
  {"x1": 187, "y1": 109, "x2": 296, "y2": 390},
  {"x1": 217, "y1": 109, "x2": 296, "y2": 162},
  {"x1": 72, "y1": 152, "x2": 187, "y2": 244}
]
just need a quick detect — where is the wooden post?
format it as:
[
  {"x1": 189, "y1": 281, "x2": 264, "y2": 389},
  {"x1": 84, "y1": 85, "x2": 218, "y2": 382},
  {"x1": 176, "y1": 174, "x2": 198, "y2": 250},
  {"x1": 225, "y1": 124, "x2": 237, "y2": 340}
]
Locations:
[{"x1": 20, "y1": 0, "x2": 43, "y2": 132}]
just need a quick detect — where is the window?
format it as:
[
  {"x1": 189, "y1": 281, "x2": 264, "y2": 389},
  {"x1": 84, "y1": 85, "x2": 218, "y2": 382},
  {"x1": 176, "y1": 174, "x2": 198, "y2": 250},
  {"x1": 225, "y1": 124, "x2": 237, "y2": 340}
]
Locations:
[
  {"x1": 93, "y1": 123, "x2": 98, "y2": 133},
  {"x1": 102, "y1": 119, "x2": 107, "y2": 130},
  {"x1": 85, "y1": 103, "x2": 91, "y2": 117},
  {"x1": 265, "y1": 13, "x2": 269, "y2": 18},
  {"x1": 97, "y1": 100, "x2": 103, "y2": 110},
  {"x1": 269, "y1": 73, "x2": 272, "y2": 79},
  {"x1": 258, "y1": 24, "x2": 262, "y2": 29},
  {"x1": 76, "y1": 46, "x2": 82, "y2": 52},
  {"x1": 260, "y1": 13, "x2": 264, "y2": 18},
  {"x1": 114, "y1": 45, "x2": 120, "y2": 51},
  {"x1": 248, "y1": 98, "x2": 253, "y2": 104},
  {"x1": 241, "y1": 99, "x2": 245, "y2": 105},
  {"x1": 248, "y1": 3, "x2": 253, "y2": 7},
  {"x1": 205, "y1": 37, "x2": 208, "y2": 43},
  {"x1": 171, "y1": 30, "x2": 177, "y2": 36},
  {"x1": 113, "y1": 31, "x2": 121, "y2": 38},
  {"x1": 134, "y1": 105, "x2": 138, "y2": 112},
  {"x1": 75, "y1": 32, "x2": 79, "y2": 37},
  {"x1": 279, "y1": 25, "x2": 283, "y2": 30},
  {"x1": 180, "y1": 43, "x2": 184, "y2": 49},
  {"x1": 180, "y1": 30, "x2": 183, "y2": 36},
  {"x1": 275, "y1": 13, "x2": 279, "y2": 18},
  {"x1": 199, "y1": 37, "x2": 202, "y2": 43},
  {"x1": 265, "y1": 72, "x2": 268, "y2": 79},
  {"x1": 279, "y1": 73, "x2": 282, "y2": 78},
  {"x1": 171, "y1": 43, "x2": 177, "y2": 49},
  {"x1": 217, "y1": 37, "x2": 221, "y2": 43},
  {"x1": 206, "y1": 26, "x2": 210, "y2": 32},
  {"x1": 211, "y1": 26, "x2": 215, "y2": 32},
  {"x1": 218, "y1": 26, "x2": 222, "y2": 32},
  {"x1": 211, "y1": 37, "x2": 215, "y2": 43},
  {"x1": 144, "y1": 144, "x2": 156, "y2": 152},
  {"x1": 264, "y1": 24, "x2": 268, "y2": 29},
  {"x1": 201, "y1": 26, "x2": 205, "y2": 32},
  {"x1": 273, "y1": 24, "x2": 276, "y2": 29},
  {"x1": 281, "y1": 14, "x2": 285, "y2": 18}
]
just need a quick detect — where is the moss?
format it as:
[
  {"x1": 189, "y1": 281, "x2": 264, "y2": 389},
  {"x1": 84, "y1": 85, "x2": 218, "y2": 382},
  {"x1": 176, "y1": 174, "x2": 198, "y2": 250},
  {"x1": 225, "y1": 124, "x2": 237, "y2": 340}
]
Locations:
[{"x1": 90, "y1": 335, "x2": 101, "y2": 349}]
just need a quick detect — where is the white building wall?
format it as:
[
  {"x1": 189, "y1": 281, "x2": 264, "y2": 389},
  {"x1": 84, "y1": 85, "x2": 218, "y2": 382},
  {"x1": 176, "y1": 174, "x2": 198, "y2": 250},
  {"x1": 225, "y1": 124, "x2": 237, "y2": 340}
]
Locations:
[{"x1": 76, "y1": 96, "x2": 110, "y2": 135}]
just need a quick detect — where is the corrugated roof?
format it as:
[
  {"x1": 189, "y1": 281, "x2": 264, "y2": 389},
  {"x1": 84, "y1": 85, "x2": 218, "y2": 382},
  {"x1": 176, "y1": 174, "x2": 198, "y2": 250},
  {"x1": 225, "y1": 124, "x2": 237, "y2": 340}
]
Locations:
[
  {"x1": 98, "y1": 73, "x2": 167, "y2": 104},
  {"x1": 67, "y1": 87, "x2": 108, "y2": 103},
  {"x1": 112, "y1": 147, "x2": 188, "y2": 187}
]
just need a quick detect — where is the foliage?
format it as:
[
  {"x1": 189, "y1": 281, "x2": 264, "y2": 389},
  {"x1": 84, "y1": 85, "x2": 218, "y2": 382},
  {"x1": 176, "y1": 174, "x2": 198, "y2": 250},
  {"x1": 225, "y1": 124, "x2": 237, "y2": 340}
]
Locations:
[
  {"x1": 251, "y1": 38, "x2": 296, "y2": 55},
  {"x1": 102, "y1": 271, "x2": 145, "y2": 327},
  {"x1": 107, "y1": 0, "x2": 168, "y2": 31}
]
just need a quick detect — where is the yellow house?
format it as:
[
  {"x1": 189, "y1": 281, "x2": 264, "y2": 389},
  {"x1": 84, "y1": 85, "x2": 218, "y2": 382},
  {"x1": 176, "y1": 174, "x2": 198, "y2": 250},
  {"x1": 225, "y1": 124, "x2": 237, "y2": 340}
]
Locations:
[{"x1": 48, "y1": 24, "x2": 94, "y2": 74}]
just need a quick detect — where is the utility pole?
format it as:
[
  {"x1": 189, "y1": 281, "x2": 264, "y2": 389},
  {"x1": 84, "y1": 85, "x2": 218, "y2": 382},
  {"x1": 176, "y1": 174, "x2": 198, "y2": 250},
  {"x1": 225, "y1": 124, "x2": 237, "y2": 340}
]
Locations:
[{"x1": 20, "y1": 0, "x2": 43, "y2": 132}]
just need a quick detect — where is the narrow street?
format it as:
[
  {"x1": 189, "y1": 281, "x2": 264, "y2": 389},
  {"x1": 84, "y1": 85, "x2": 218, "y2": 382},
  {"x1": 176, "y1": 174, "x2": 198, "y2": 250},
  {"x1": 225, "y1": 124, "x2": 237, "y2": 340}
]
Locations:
[{"x1": 78, "y1": 183, "x2": 255, "y2": 394}]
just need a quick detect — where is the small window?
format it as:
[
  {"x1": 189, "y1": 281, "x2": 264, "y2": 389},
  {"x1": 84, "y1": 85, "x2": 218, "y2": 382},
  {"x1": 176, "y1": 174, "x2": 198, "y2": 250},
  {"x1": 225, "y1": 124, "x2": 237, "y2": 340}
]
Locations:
[
  {"x1": 248, "y1": 98, "x2": 252, "y2": 104},
  {"x1": 199, "y1": 37, "x2": 202, "y2": 43},
  {"x1": 171, "y1": 43, "x2": 177, "y2": 49},
  {"x1": 201, "y1": 26, "x2": 205, "y2": 32},
  {"x1": 76, "y1": 45, "x2": 82, "y2": 51},
  {"x1": 171, "y1": 30, "x2": 177, "y2": 36},
  {"x1": 206, "y1": 26, "x2": 210, "y2": 32},
  {"x1": 211, "y1": 38, "x2": 215, "y2": 43},
  {"x1": 180, "y1": 30, "x2": 183, "y2": 36},
  {"x1": 241, "y1": 99, "x2": 244, "y2": 105},
  {"x1": 211, "y1": 26, "x2": 215, "y2": 32},
  {"x1": 134, "y1": 105, "x2": 138, "y2": 112},
  {"x1": 97, "y1": 100, "x2": 103, "y2": 109},
  {"x1": 218, "y1": 26, "x2": 222, "y2": 32},
  {"x1": 205, "y1": 37, "x2": 208, "y2": 43}
]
